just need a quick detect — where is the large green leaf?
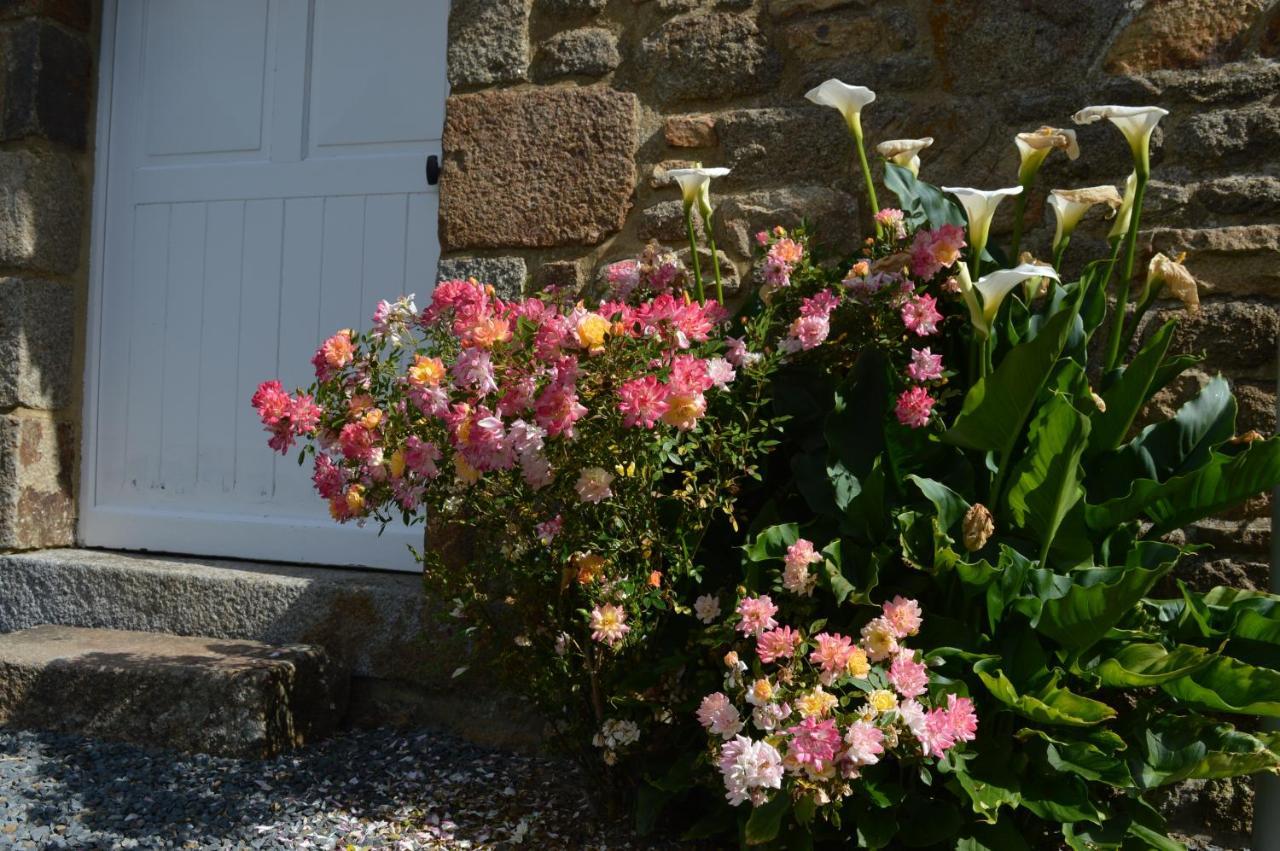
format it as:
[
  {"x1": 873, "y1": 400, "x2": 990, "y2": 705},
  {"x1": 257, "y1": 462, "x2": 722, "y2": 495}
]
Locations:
[
  {"x1": 945, "y1": 301, "x2": 1080, "y2": 459},
  {"x1": 1113, "y1": 376, "x2": 1236, "y2": 484},
  {"x1": 1005, "y1": 392, "x2": 1090, "y2": 561},
  {"x1": 906, "y1": 474, "x2": 969, "y2": 538},
  {"x1": 1085, "y1": 437, "x2": 1280, "y2": 536},
  {"x1": 1088, "y1": 642, "x2": 1213, "y2": 687},
  {"x1": 952, "y1": 741, "x2": 1024, "y2": 824},
  {"x1": 883, "y1": 161, "x2": 966, "y2": 229},
  {"x1": 1160, "y1": 654, "x2": 1280, "y2": 716},
  {"x1": 976, "y1": 660, "x2": 1116, "y2": 726},
  {"x1": 744, "y1": 523, "x2": 800, "y2": 562},
  {"x1": 1130, "y1": 714, "x2": 1280, "y2": 788},
  {"x1": 1034, "y1": 561, "x2": 1174, "y2": 652},
  {"x1": 744, "y1": 788, "x2": 789, "y2": 845},
  {"x1": 825, "y1": 350, "x2": 887, "y2": 477},
  {"x1": 1087, "y1": 320, "x2": 1176, "y2": 455}
]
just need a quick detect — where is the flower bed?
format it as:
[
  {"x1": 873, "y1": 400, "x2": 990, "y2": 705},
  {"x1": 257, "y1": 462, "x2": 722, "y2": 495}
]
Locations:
[{"x1": 255, "y1": 80, "x2": 1280, "y2": 847}]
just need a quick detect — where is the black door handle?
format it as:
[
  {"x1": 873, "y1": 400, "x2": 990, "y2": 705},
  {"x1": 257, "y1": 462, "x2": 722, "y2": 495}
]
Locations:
[{"x1": 426, "y1": 155, "x2": 441, "y2": 186}]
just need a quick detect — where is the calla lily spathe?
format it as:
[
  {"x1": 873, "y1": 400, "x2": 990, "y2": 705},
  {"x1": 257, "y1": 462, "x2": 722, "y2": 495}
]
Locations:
[
  {"x1": 1072, "y1": 105, "x2": 1168, "y2": 176},
  {"x1": 1015, "y1": 126, "x2": 1079, "y2": 184},
  {"x1": 960, "y1": 262, "x2": 1061, "y2": 336},
  {"x1": 942, "y1": 185, "x2": 1023, "y2": 263},
  {"x1": 666, "y1": 167, "x2": 731, "y2": 212},
  {"x1": 1047, "y1": 185, "x2": 1123, "y2": 249},
  {"x1": 1108, "y1": 172, "x2": 1139, "y2": 241},
  {"x1": 805, "y1": 79, "x2": 875, "y2": 135},
  {"x1": 877, "y1": 137, "x2": 934, "y2": 177}
]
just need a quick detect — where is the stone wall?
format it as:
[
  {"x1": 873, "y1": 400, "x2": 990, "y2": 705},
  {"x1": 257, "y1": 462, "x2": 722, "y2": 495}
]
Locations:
[
  {"x1": 439, "y1": 2, "x2": 1277, "y2": 842},
  {"x1": 0, "y1": 0, "x2": 93, "y2": 550}
]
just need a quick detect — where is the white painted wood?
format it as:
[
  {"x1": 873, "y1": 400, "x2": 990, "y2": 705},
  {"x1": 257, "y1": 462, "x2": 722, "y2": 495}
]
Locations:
[{"x1": 82, "y1": 0, "x2": 448, "y2": 570}]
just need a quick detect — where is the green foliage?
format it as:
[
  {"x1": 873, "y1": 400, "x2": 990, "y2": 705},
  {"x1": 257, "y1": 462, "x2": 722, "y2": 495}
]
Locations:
[{"x1": 721, "y1": 166, "x2": 1280, "y2": 847}]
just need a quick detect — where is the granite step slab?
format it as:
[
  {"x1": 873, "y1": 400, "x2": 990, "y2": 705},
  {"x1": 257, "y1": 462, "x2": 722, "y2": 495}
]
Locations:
[{"x1": 0, "y1": 625, "x2": 348, "y2": 757}]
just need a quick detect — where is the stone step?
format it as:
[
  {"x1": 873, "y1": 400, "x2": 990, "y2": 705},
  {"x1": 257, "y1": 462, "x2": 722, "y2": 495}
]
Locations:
[{"x1": 0, "y1": 625, "x2": 348, "y2": 757}]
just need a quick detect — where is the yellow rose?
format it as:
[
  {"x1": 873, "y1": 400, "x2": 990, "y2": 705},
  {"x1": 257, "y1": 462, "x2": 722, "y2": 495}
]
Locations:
[
  {"x1": 576, "y1": 313, "x2": 610, "y2": 353},
  {"x1": 846, "y1": 647, "x2": 871, "y2": 678},
  {"x1": 866, "y1": 689, "x2": 898, "y2": 714},
  {"x1": 388, "y1": 449, "x2": 406, "y2": 479},
  {"x1": 344, "y1": 485, "x2": 366, "y2": 515}
]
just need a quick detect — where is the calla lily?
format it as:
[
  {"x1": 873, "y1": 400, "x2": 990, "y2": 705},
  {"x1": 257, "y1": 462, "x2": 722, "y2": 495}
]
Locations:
[
  {"x1": 1145, "y1": 252, "x2": 1199, "y2": 313},
  {"x1": 1047, "y1": 185, "x2": 1123, "y2": 260},
  {"x1": 1072, "y1": 105, "x2": 1168, "y2": 176},
  {"x1": 877, "y1": 137, "x2": 934, "y2": 177},
  {"x1": 969, "y1": 263, "x2": 1061, "y2": 336},
  {"x1": 1108, "y1": 172, "x2": 1139, "y2": 242},
  {"x1": 1015, "y1": 126, "x2": 1080, "y2": 185},
  {"x1": 805, "y1": 79, "x2": 876, "y2": 136},
  {"x1": 666, "y1": 167, "x2": 731, "y2": 212},
  {"x1": 806, "y1": 79, "x2": 880, "y2": 221},
  {"x1": 666, "y1": 165, "x2": 731, "y2": 305},
  {"x1": 942, "y1": 185, "x2": 1023, "y2": 276}
]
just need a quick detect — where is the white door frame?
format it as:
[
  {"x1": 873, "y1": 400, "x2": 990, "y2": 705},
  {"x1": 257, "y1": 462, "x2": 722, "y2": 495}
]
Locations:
[{"x1": 79, "y1": 0, "x2": 446, "y2": 570}]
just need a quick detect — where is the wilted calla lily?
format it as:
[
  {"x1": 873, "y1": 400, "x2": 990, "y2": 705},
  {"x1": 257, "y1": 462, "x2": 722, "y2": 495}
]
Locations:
[
  {"x1": 970, "y1": 263, "x2": 1061, "y2": 335},
  {"x1": 805, "y1": 79, "x2": 876, "y2": 135},
  {"x1": 1047, "y1": 185, "x2": 1123, "y2": 261},
  {"x1": 1072, "y1": 105, "x2": 1168, "y2": 176},
  {"x1": 1015, "y1": 126, "x2": 1080, "y2": 185},
  {"x1": 666, "y1": 167, "x2": 731, "y2": 212},
  {"x1": 1145, "y1": 253, "x2": 1199, "y2": 313},
  {"x1": 876, "y1": 137, "x2": 934, "y2": 177},
  {"x1": 942, "y1": 185, "x2": 1023, "y2": 276}
]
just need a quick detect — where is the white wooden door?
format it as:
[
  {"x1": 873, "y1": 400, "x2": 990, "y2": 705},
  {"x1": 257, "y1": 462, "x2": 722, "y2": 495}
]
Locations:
[{"x1": 82, "y1": 0, "x2": 448, "y2": 571}]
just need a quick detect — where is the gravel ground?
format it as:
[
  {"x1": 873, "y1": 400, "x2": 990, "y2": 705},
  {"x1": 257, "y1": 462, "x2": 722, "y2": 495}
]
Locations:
[{"x1": 0, "y1": 727, "x2": 679, "y2": 850}]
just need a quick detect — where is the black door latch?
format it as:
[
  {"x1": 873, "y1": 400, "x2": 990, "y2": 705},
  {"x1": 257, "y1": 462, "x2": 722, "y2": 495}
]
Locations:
[{"x1": 426, "y1": 155, "x2": 441, "y2": 186}]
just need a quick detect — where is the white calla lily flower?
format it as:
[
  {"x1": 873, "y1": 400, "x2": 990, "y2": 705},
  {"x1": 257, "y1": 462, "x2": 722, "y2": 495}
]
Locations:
[
  {"x1": 1015, "y1": 126, "x2": 1080, "y2": 184},
  {"x1": 876, "y1": 137, "x2": 934, "y2": 177},
  {"x1": 1072, "y1": 105, "x2": 1168, "y2": 176},
  {"x1": 666, "y1": 167, "x2": 731, "y2": 212},
  {"x1": 970, "y1": 263, "x2": 1060, "y2": 335},
  {"x1": 942, "y1": 185, "x2": 1023, "y2": 264},
  {"x1": 1047, "y1": 185, "x2": 1123, "y2": 251},
  {"x1": 805, "y1": 79, "x2": 876, "y2": 136},
  {"x1": 1108, "y1": 172, "x2": 1139, "y2": 241}
]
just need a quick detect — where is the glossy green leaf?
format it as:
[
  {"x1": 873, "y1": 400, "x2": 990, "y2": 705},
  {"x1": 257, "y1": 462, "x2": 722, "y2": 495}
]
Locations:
[
  {"x1": 1035, "y1": 561, "x2": 1174, "y2": 652},
  {"x1": 744, "y1": 523, "x2": 799, "y2": 562},
  {"x1": 744, "y1": 788, "x2": 790, "y2": 845},
  {"x1": 976, "y1": 660, "x2": 1116, "y2": 726},
  {"x1": 945, "y1": 301, "x2": 1080, "y2": 458},
  {"x1": 1087, "y1": 320, "x2": 1176, "y2": 455},
  {"x1": 1005, "y1": 392, "x2": 1090, "y2": 560},
  {"x1": 1131, "y1": 714, "x2": 1280, "y2": 788},
  {"x1": 1160, "y1": 654, "x2": 1280, "y2": 716},
  {"x1": 1019, "y1": 729, "x2": 1133, "y2": 787},
  {"x1": 883, "y1": 161, "x2": 966, "y2": 229},
  {"x1": 1090, "y1": 642, "x2": 1212, "y2": 687},
  {"x1": 1122, "y1": 376, "x2": 1236, "y2": 480},
  {"x1": 1086, "y1": 437, "x2": 1280, "y2": 536}
]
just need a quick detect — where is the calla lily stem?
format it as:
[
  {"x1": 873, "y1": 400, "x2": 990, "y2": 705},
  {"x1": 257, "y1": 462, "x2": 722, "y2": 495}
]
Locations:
[
  {"x1": 852, "y1": 128, "x2": 882, "y2": 236},
  {"x1": 684, "y1": 206, "x2": 705, "y2": 304},
  {"x1": 1051, "y1": 235, "x2": 1070, "y2": 272},
  {"x1": 700, "y1": 209, "x2": 725, "y2": 304},
  {"x1": 1104, "y1": 172, "x2": 1148, "y2": 370}
]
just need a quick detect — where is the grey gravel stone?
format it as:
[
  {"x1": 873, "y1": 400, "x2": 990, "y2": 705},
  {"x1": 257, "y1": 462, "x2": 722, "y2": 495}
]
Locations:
[
  {"x1": 0, "y1": 727, "x2": 678, "y2": 848},
  {"x1": 437, "y1": 256, "x2": 528, "y2": 299},
  {"x1": 447, "y1": 0, "x2": 532, "y2": 86},
  {"x1": 536, "y1": 27, "x2": 620, "y2": 79}
]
